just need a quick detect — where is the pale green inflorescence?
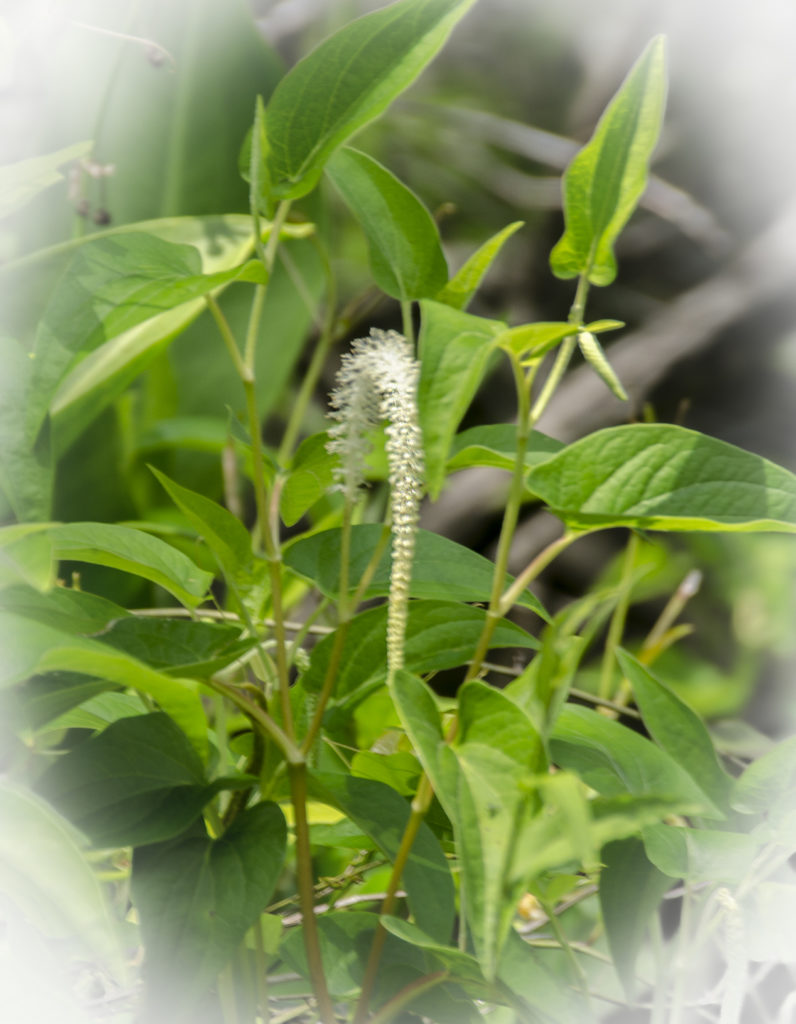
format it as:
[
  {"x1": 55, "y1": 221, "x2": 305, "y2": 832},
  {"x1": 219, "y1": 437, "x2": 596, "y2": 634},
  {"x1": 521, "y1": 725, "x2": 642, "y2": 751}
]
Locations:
[{"x1": 327, "y1": 329, "x2": 424, "y2": 673}]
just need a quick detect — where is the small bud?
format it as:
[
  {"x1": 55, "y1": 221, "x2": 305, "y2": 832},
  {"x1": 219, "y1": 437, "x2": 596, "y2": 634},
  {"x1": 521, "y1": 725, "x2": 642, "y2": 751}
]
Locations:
[{"x1": 577, "y1": 330, "x2": 628, "y2": 401}]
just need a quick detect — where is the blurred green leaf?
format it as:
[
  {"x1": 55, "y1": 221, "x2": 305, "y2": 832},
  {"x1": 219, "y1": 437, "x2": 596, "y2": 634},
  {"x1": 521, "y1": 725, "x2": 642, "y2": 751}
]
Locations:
[
  {"x1": 98, "y1": 616, "x2": 253, "y2": 678},
  {"x1": 437, "y1": 221, "x2": 523, "y2": 310},
  {"x1": 733, "y1": 733, "x2": 796, "y2": 816},
  {"x1": 49, "y1": 522, "x2": 213, "y2": 607},
  {"x1": 0, "y1": 141, "x2": 92, "y2": 219},
  {"x1": 642, "y1": 824, "x2": 758, "y2": 882},
  {"x1": 418, "y1": 301, "x2": 505, "y2": 498},
  {"x1": 285, "y1": 524, "x2": 548, "y2": 617},
  {"x1": 0, "y1": 524, "x2": 54, "y2": 590},
  {"x1": 36, "y1": 712, "x2": 219, "y2": 848},
  {"x1": 281, "y1": 432, "x2": 338, "y2": 527},
  {"x1": 132, "y1": 802, "x2": 286, "y2": 1016},
  {"x1": 265, "y1": 0, "x2": 479, "y2": 199},
  {"x1": 0, "y1": 612, "x2": 207, "y2": 756},
  {"x1": 550, "y1": 36, "x2": 667, "y2": 285},
  {"x1": 526, "y1": 424, "x2": 796, "y2": 533},
  {"x1": 327, "y1": 147, "x2": 447, "y2": 301},
  {"x1": 0, "y1": 781, "x2": 126, "y2": 980}
]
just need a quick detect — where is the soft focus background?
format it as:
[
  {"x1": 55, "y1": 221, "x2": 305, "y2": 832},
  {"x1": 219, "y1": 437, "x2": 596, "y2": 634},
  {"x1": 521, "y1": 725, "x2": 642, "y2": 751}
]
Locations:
[{"x1": 2, "y1": 0, "x2": 794, "y2": 728}]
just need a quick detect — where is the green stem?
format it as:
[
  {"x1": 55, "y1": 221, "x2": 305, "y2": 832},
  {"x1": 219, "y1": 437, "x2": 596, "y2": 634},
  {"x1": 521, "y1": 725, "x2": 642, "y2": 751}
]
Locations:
[
  {"x1": 400, "y1": 299, "x2": 414, "y2": 345},
  {"x1": 539, "y1": 897, "x2": 592, "y2": 1012},
  {"x1": 288, "y1": 762, "x2": 336, "y2": 1024},
  {"x1": 206, "y1": 294, "x2": 247, "y2": 379},
  {"x1": 367, "y1": 972, "x2": 449, "y2": 1024},
  {"x1": 530, "y1": 270, "x2": 590, "y2": 422},
  {"x1": 204, "y1": 676, "x2": 302, "y2": 765},
  {"x1": 353, "y1": 775, "x2": 435, "y2": 1024},
  {"x1": 598, "y1": 530, "x2": 639, "y2": 699}
]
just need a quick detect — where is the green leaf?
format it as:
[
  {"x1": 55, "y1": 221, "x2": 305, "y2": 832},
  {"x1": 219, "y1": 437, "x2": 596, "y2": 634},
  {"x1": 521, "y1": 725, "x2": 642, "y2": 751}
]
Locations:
[
  {"x1": 617, "y1": 650, "x2": 733, "y2": 812},
  {"x1": 149, "y1": 466, "x2": 252, "y2": 578},
  {"x1": 264, "y1": 0, "x2": 479, "y2": 199},
  {"x1": 380, "y1": 917, "x2": 484, "y2": 983},
  {"x1": 132, "y1": 803, "x2": 286, "y2": 1016},
  {"x1": 447, "y1": 424, "x2": 564, "y2": 474},
  {"x1": 284, "y1": 524, "x2": 548, "y2": 618},
  {"x1": 0, "y1": 335, "x2": 53, "y2": 521},
  {"x1": 0, "y1": 612, "x2": 207, "y2": 757},
  {"x1": 98, "y1": 617, "x2": 254, "y2": 678},
  {"x1": 497, "y1": 928, "x2": 588, "y2": 1022},
  {"x1": 436, "y1": 221, "x2": 524, "y2": 310},
  {"x1": 550, "y1": 704, "x2": 719, "y2": 815},
  {"x1": 327, "y1": 147, "x2": 448, "y2": 301},
  {"x1": 0, "y1": 781, "x2": 126, "y2": 980},
  {"x1": 389, "y1": 669, "x2": 449, "y2": 802},
  {"x1": 599, "y1": 837, "x2": 670, "y2": 996},
  {"x1": 0, "y1": 141, "x2": 92, "y2": 219},
  {"x1": 0, "y1": 580, "x2": 129, "y2": 633},
  {"x1": 526, "y1": 424, "x2": 796, "y2": 533},
  {"x1": 27, "y1": 232, "x2": 264, "y2": 449},
  {"x1": 642, "y1": 824, "x2": 758, "y2": 882},
  {"x1": 418, "y1": 301, "x2": 506, "y2": 498},
  {"x1": 550, "y1": 36, "x2": 667, "y2": 286},
  {"x1": 281, "y1": 432, "x2": 338, "y2": 527},
  {"x1": 12, "y1": 672, "x2": 115, "y2": 732},
  {"x1": 48, "y1": 522, "x2": 213, "y2": 607},
  {"x1": 35, "y1": 712, "x2": 218, "y2": 848},
  {"x1": 312, "y1": 772, "x2": 455, "y2": 943},
  {"x1": 302, "y1": 599, "x2": 538, "y2": 703},
  {"x1": 496, "y1": 321, "x2": 575, "y2": 360},
  {"x1": 46, "y1": 691, "x2": 150, "y2": 733}
]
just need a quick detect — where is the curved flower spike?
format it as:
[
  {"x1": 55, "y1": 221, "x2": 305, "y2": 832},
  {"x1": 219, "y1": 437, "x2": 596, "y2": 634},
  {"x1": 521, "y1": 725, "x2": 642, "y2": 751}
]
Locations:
[{"x1": 327, "y1": 329, "x2": 424, "y2": 673}]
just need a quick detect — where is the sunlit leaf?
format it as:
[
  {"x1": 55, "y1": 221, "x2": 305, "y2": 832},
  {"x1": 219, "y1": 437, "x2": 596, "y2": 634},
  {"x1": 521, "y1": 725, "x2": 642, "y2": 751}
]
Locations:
[{"x1": 437, "y1": 221, "x2": 523, "y2": 310}]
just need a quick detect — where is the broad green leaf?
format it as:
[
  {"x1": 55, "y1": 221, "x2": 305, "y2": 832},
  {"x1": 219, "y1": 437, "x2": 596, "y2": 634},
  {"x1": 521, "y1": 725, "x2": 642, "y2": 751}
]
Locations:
[
  {"x1": 599, "y1": 837, "x2": 670, "y2": 996},
  {"x1": 457, "y1": 679, "x2": 546, "y2": 774},
  {"x1": 550, "y1": 704, "x2": 719, "y2": 815},
  {"x1": 732, "y1": 734, "x2": 796, "y2": 816},
  {"x1": 0, "y1": 335, "x2": 53, "y2": 521},
  {"x1": 284, "y1": 524, "x2": 548, "y2": 618},
  {"x1": 150, "y1": 466, "x2": 252, "y2": 578},
  {"x1": 418, "y1": 301, "x2": 506, "y2": 498},
  {"x1": 447, "y1": 424, "x2": 564, "y2": 474},
  {"x1": 135, "y1": 416, "x2": 229, "y2": 456},
  {"x1": 35, "y1": 712, "x2": 219, "y2": 848},
  {"x1": 327, "y1": 147, "x2": 448, "y2": 301},
  {"x1": 302, "y1": 599, "x2": 538, "y2": 703},
  {"x1": 280, "y1": 432, "x2": 338, "y2": 527},
  {"x1": 550, "y1": 36, "x2": 667, "y2": 285},
  {"x1": 617, "y1": 650, "x2": 733, "y2": 812},
  {"x1": 0, "y1": 582, "x2": 129, "y2": 633},
  {"x1": 526, "y1": 424, "x2": 796, "y2": 533},
  {"x1": 436, "y1": 221, "x2": 524, "y2": 310},
  {"x1": 97, "y1": 617, "x2": 254, "y2": 678},
  {"x1": 132, "y1": 803, "x2": 286, "y2": 1016},
  {"x1": 311, "y1": 772, "x2": 455, "y2": 943},
  {"x1": 0, "y1": 141, "x2": 92, "y2": 219},
  {"x1": 264, "y1": 0, "x2": 479, "y2": 199},
  {"x1": 350, "y1": 750, "x2": 421, "y2": 796},
  {"x1": 642, "y1": 824, "x2": 758, "y2": 882},
  {"x1": 0, "y1": 612, "x2": 207, "y2": 756},
  {"x1": 26, "y1": 232, "x2": 265, "y2": 448},
  {"x1": 48, "y1": 522, "x2": 213, "y2": 607},
  {"x1": 0, "y1": 781, "x2": 126, "y2": 980}
]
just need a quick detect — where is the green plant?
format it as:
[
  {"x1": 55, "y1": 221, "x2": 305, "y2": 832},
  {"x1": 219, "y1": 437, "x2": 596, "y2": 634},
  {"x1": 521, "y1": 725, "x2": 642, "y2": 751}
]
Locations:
[{"x1": 2, "y1": 3, "x2": 795, "y2": 1023}]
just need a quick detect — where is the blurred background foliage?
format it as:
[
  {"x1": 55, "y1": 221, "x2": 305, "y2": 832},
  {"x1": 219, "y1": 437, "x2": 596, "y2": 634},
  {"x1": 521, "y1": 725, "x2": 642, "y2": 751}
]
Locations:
[{"x1": 1, "y1": 0, "x2": 794, "y2": 737}]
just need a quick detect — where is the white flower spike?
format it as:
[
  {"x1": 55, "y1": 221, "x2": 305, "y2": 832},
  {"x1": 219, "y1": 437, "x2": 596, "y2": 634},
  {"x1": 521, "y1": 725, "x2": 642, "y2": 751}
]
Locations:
[{"x1": 327, "y1": 329, "x2": 424, "y2": 673}]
